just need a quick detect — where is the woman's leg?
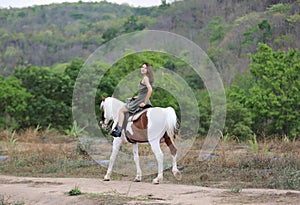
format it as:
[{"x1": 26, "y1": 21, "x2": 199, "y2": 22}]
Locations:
[
  {"x1": 118, "y1": 107, "x2": 128, "y2": 127},
  {"x1": 111, "y1": 106, "x2": 128, "y2": 137}
]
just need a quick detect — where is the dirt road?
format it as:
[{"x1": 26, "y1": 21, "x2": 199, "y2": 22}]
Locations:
[{"x1": 0, "y1": 175, "x2": 299, "y2": 205}]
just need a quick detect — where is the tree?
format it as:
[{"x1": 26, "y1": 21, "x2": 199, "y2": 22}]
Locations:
[
  {"x1": 123, "y1": 16, "x2": 145, "y2": 33},
  {"x1": 257, "y1": 20, "x2": 272, "y2": 43},
  {"x1": 205, "y1": 16, "x2": 226, "y2": 45},
  {"x1": 242, "y1": 19, "x2": 272, "y2": 49},
  {"x1": 248, "y1": 43, "x2": 300, "y2": 137},
  {"x1": 224, "y1": 97, "x2": 253, "y2": 141},
  {"x1": 0, "y1": 76, "x2": 32, "y2": 130},
  {"x1": 102, "y1": 27, "x2": 118, "y2": 42},
  {"x1": 159, "y1": 0, "x2": 170, "y2": 9},
  {"x1": 13, "y1": 65, "x2": 73, "y2": 130}
]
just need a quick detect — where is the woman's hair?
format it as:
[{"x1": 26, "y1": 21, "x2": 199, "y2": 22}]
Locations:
[{"x1": 143, "y1": 62, "x2": 154, "y2": 85}]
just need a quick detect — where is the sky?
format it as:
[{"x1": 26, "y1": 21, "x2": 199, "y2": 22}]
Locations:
[{"x1": 0, "y1": 0, "x2": 175, "y2": 8}]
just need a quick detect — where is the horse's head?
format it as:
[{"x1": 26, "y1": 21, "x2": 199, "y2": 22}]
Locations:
[
  {"x1": 99, "y1": 96, "x2": 125, "y2": 130},
  {"x1": 100, "y1": 96, "x2": 110, "y2": 130}
]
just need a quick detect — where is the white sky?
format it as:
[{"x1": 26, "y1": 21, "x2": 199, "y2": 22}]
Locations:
[{"x1": 0, "y1": 0, "x2": 175, "y2": 8}]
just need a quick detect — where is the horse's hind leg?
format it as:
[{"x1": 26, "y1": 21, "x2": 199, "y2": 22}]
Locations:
[
  {"x1": 132, "y1": 143, "x2": 142, "y2": 182},
  {"x1": 164, "y1": 135, "x2": 182, "y2": 180},
  {"x1": 149, "y1": 139, "x2": 164, "y2": 184},
  {"x1": 104, "y1": 137, "x2": 122, "y2": 181}
]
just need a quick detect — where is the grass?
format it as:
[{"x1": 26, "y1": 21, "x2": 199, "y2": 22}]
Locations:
[{"x1": 0, "y1": 129, "x2": 299, "y2": 191}]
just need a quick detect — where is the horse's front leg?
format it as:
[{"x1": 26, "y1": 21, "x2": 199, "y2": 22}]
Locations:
[
  {"x1": 132, "y1": 143, "x2": 142, "y2": 182},
  {"x1": 149, "y1": 139, "x2": 164, "y2": 184},
  {"x1": 104, "y1": 137, "x2": 122, "y2": 181}
]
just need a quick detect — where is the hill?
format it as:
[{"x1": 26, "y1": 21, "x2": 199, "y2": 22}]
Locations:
[{"x1": 0, "y1": 0, "x2": 299, "y2": 81}]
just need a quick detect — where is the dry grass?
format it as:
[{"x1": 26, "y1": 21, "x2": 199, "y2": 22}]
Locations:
[
  {"x1": 0, "y1": 129, "x2": 299, "y2": 190},
  {"x1": 0, "y1": 129, "x2": 106, "y2": 178},
  {"x1": 171, "y1": 138, "x2": 300, "y2": 190}
]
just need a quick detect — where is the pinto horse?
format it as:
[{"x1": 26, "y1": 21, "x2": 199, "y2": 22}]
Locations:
[{"x1": 100, "y1": 97, "x2": 182, "y2": 184}]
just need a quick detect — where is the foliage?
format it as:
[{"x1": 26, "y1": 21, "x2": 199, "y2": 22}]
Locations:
[
  {"x1": 286, "y1": 14, "x2": 300, "y2": 23},
  {"x1": 248, "y1": 43, "x2": 300, "y2": 137},
  {"x1": 0, "y1": 1, "x2": 157, "y2": 75},
  {"x1": 230, "y1": 186, "x2": 242, "y2": 193},
  {"x1": 102, "y1": 27, "x2": 119, "y2": 42},
  {"x1": 205, "y1": 16, "x2": 226, "y2": 45},
  {"x1": 12, "y1": 65, "x2": 73, "y2": 130},
  {"x1": 224, "y1": 99, "x2": 253, "y2": 141},
  {"x1": 229, "y1": 44, "x2": 300, "y2": 139},
  {"x1": 0, "y1": 0, "x2": 299, "y2": 77},
  {"x1": 0, "y1": 76, "x2": 32, "y2": 130},
  {"x1": 68, "y1": 185, "x2": 82, "y2": 196},
  {"x1": 123, "y1": 16, "x2": 145, "y2": 33},
  {"x1": 266, "y1": 3, "x2": 291, "y2": 15},
  {"x1": 197, "y1": 91, "x2": 211, "y2": 136},
  {"x1": 242, "y1": 19, "x2": 272, "y2": 48},
  {"x1": 248, "y1": 134, "x2": 259, "y2": 153},
  {"x1": 0, "y1": 1, "x2": 300, "y2": 139}
]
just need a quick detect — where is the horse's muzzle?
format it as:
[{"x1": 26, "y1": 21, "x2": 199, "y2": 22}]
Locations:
[{"x1": 100, "y1": 121, "x2": 110, "y2": 131}]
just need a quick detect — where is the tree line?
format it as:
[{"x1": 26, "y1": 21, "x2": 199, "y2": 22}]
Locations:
[{"x1": 0, "y1": 45, "x2": 299, "y2": 140}]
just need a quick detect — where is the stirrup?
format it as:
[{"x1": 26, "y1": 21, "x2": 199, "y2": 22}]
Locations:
[{"x1": 111, "y1": 125, "x2": 122, "y2": 137}]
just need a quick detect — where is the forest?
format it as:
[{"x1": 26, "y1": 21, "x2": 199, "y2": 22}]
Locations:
[{"x1": 0, "y1": 0, "x2": 299, "y2": 140}]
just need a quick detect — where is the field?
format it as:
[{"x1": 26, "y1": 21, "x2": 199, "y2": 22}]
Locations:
[{"x1": 0, "y1": 129, "x2": 299, "y2": 204}]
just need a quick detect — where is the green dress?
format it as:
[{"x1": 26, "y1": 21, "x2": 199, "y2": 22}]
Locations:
[{"x1": 126, "y1": 82, "x2": 151, "y2": 114}]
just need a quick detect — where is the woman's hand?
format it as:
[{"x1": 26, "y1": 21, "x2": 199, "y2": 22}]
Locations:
[
  {"x1": 139, "y1": 102, "x2": 146, "y2": 107},
  {"x1": 127, "y1": 97, "x2": 136, "y2": 102}
]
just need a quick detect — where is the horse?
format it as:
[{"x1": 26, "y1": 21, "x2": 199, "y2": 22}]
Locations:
[{"x1": 100, "y1": 97, "x2": 182, "y2": 184}]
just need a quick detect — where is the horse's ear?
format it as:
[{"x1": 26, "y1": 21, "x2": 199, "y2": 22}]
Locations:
[
  {"x1": 111, "y1": 94, "x2": 114, "y2": 98},
  {"x1": 101, "y1": 96, "x2": 105, "y2": 101}
]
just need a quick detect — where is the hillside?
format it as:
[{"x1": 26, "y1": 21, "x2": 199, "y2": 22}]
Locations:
[
  {"x1": 0, "y1": 0, "x2": 299, "y2": 81},
  {"x1": 0, "y1": 1, "x2": 156, "y2": 75}
]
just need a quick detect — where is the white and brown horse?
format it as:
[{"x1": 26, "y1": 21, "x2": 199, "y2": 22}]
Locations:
[{"x1": 100, "y1": 97, "x2": 182, "y2": 184}]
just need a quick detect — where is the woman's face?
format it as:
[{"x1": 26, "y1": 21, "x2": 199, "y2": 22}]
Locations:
[{"x1": 141, "y1": 64, "x2": 147, "y2": 75}]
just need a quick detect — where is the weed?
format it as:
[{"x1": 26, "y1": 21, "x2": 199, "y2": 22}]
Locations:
[
  {"x1": 269, "y1": 167, "x2": 300, "y2": 190},
  {"x1": 34, "y1": 124, "x2": 42, "y2": 133},
  {"x1": 231, "y1": 186, "x2": 242, "y2": 193},
  {"x1": 248, "y1": 134, "x2": 258, "y2": 153},
  {"x1": 282, "y1": 135, "x2": 290, "y2": 143},
  {"x1": 65, "y1": 121, "x2": 85, "y2": 137},
  {"x1": 9, "y1": 131, "x2": 17, "y2": 145},
  {"x1": 68, "y1": 185, "x2": 82, "y2": 196}
]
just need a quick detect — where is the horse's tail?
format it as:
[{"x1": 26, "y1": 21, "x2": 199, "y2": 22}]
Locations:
[{"x1": 164, "y1": 107, "x2": 177, "y2": 138}]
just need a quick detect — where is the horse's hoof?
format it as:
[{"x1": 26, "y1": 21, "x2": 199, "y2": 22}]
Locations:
[
  {"x1": 152, "y1": 178, "x2": 161, "y2": 184},
  {"x1": 133, "y1": 178, "x2": 141, "y2": 182},
  {"x1": 103, "y1": 178, "x2": 110, "y2": 181}
]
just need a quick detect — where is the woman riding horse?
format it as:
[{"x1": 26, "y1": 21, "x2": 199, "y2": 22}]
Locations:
[{"x1": 111, "y1": 62, "x2": 154, "y2": 137}]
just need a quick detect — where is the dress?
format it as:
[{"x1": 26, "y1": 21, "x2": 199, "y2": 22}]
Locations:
[{"x1": 125, "y1": 82, "x2": 151, "y2": 114}]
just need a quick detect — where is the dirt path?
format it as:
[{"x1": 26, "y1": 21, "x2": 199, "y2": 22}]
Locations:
[{"x1": 0, "y1": 175, "x2": 300, "y2": 205}]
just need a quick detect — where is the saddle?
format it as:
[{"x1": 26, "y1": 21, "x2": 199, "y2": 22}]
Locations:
[
  {"x1": 128, "y1": 104, "x2": 152, "y2": 122},
  {"x1": 122, "y1": 105, "x2": 152, "y2": 144}
]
